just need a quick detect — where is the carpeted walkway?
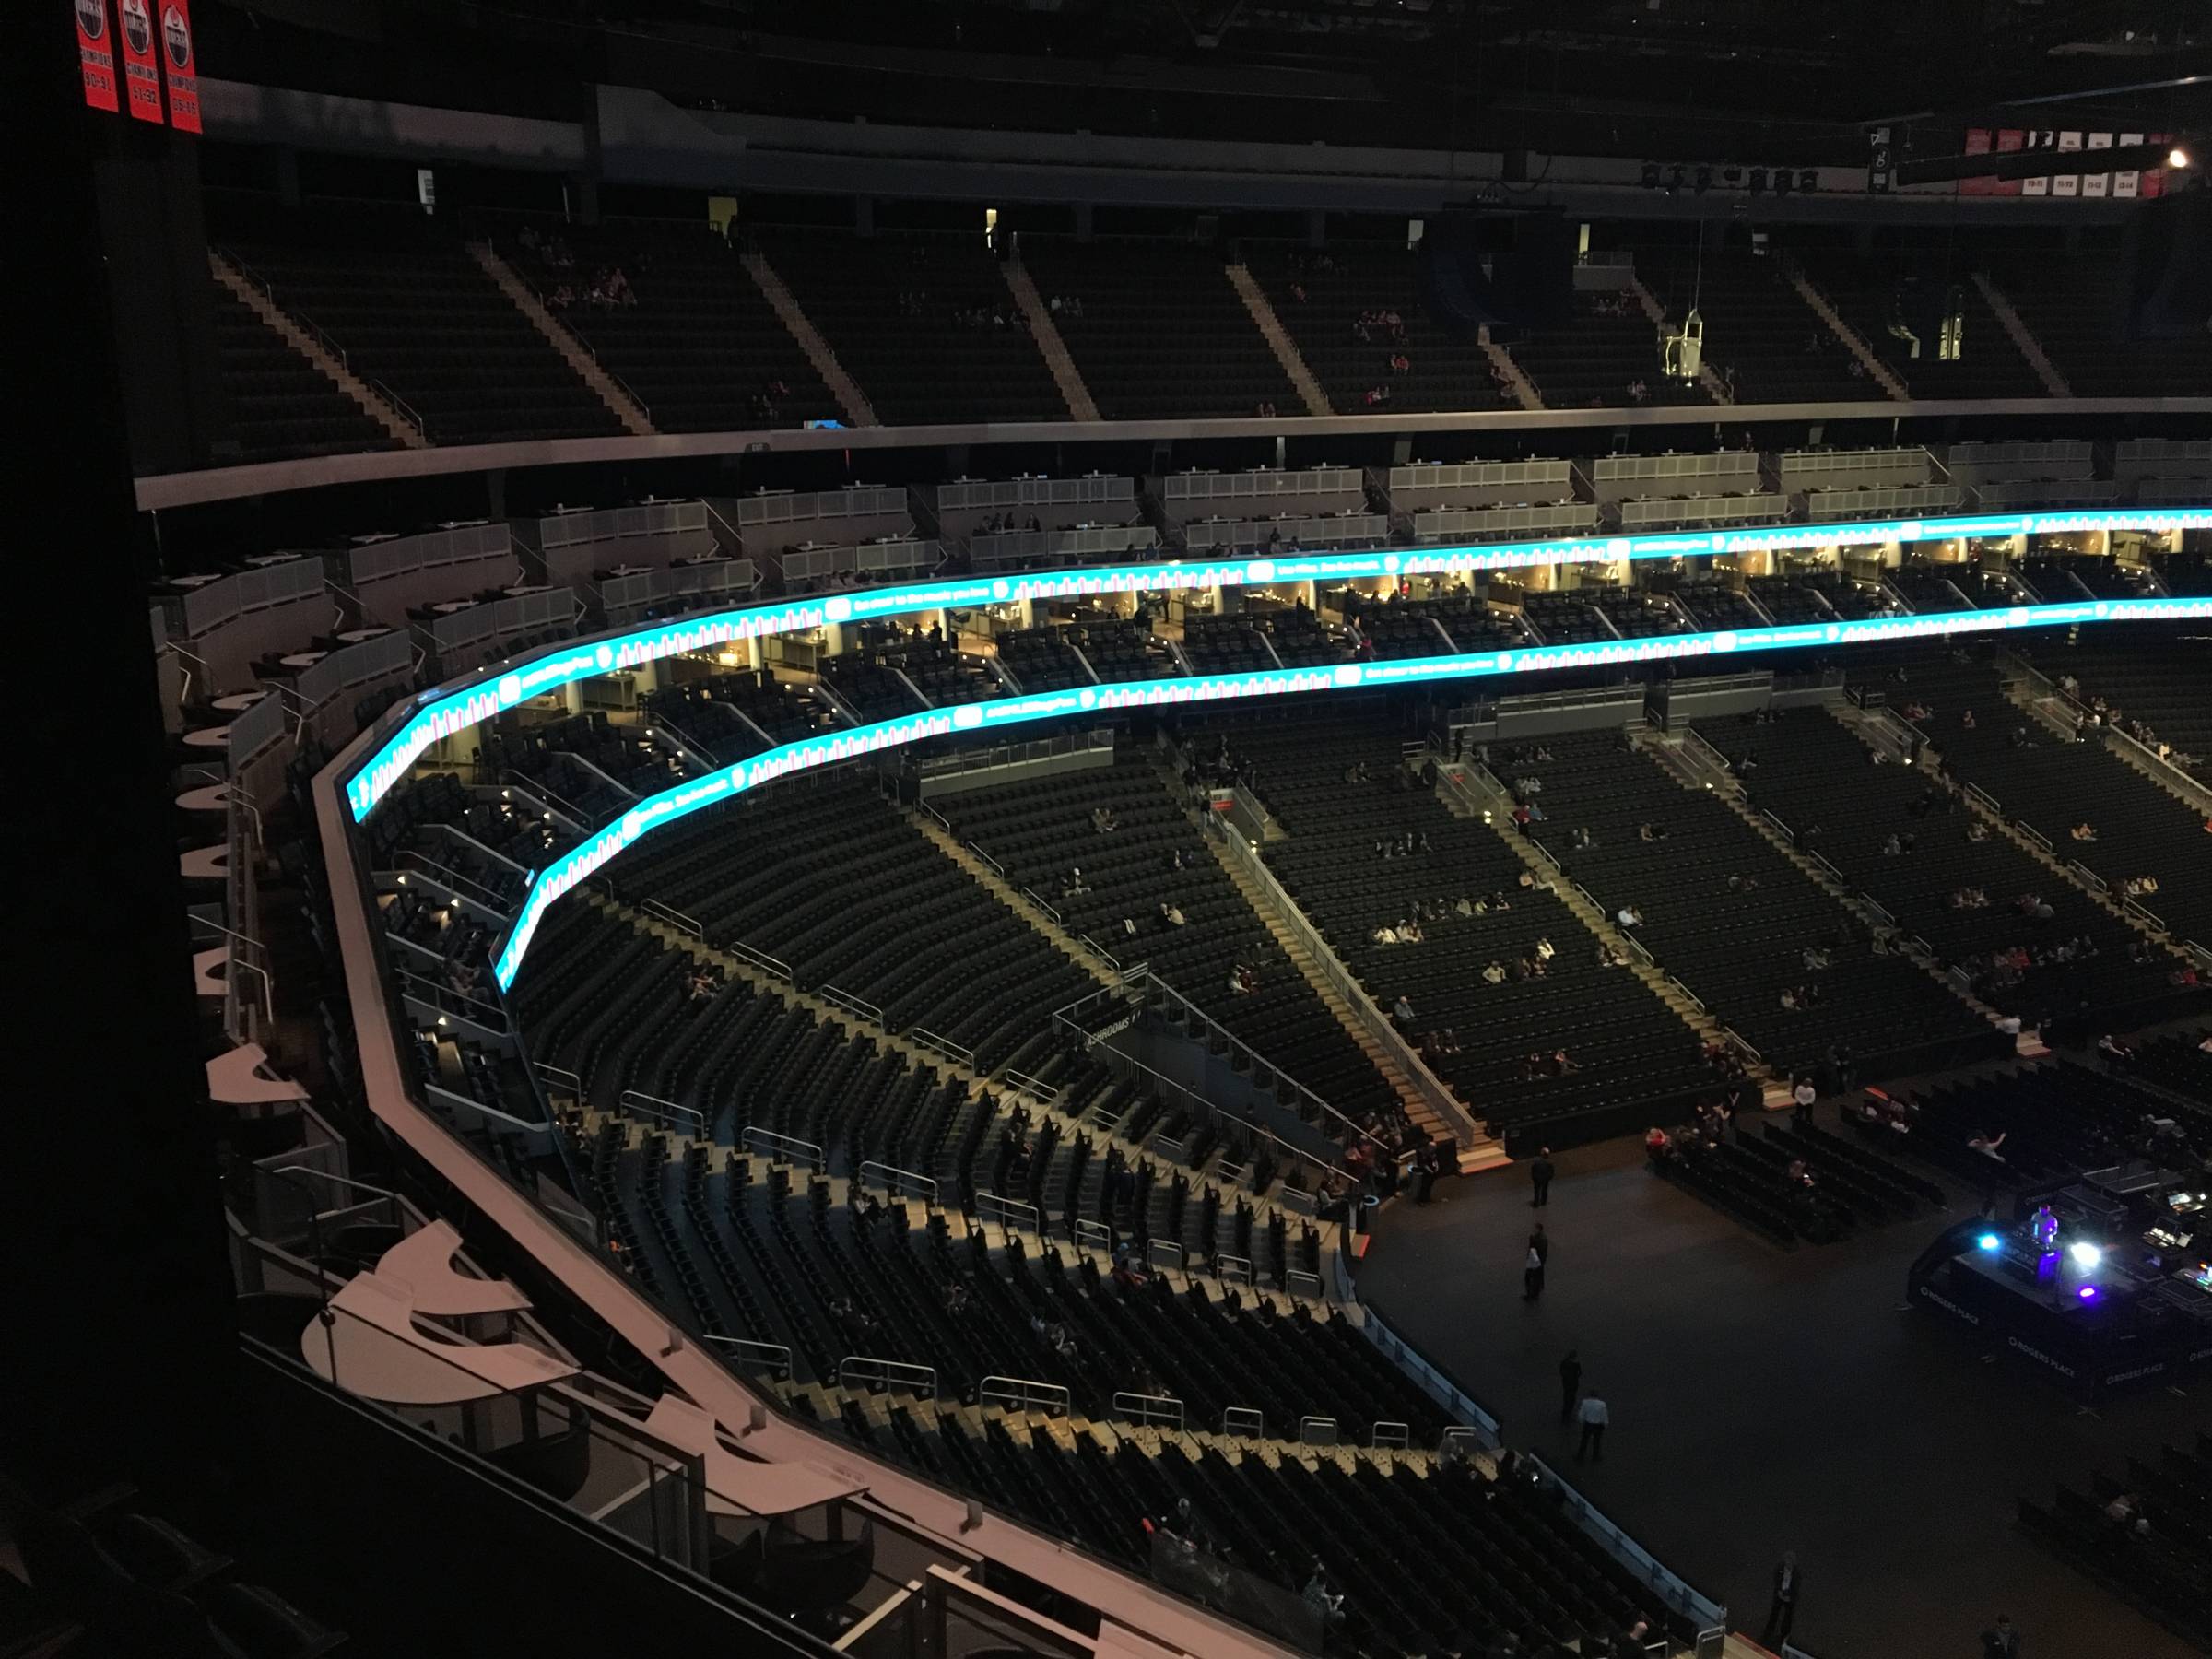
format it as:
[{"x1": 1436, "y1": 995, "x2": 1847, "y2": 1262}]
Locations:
[{"x1": 1353, "y1": 1114, "x2": 2206, "y2": 1659}]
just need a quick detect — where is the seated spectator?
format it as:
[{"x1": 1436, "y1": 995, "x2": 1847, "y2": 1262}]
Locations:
[
  {"x1": 1392, "y1": 994, "x2": 1418, "y2": 1028},
  {"x1": 1638, "y1": 822, "x2": 1668, "y2": 842},
  {"x1": 1645, "y1": 1125, "x2": 1674, "y2": 1159},
  {"x1": 2069, "y1": 821, "x2": 2098, "y2": 842},
  {"x1": 1158, "y1": 901, "x2": 1186, "y2": 930},
  {"x1": 1481, "y1": 961, "x2": 1507, "y2": 984},
  {"x1": 1617, "y1": 904, "x2": 1644, "y2": 928},
  {"x1": 1968, "y1": 1130, "x2": 2007, "y2": 1160}
]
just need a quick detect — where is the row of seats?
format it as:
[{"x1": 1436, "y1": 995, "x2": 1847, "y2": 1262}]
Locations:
[
  {"x1": 1699, "y1": 708, "x2": 2178, "y2": 1026},
  {"x1": 612, "y1": 773, "x2": 1099, "y2": 1074},
  {"x1": 1500, "y1": 731, "x2": 1998, "y2": 1079},
  {"x1": 1878, "y1": 649, "x2": 2212, "y2": 947},
  {"x1": 2018, "y1": 1434, "x2": 2212, "y2": 1654},
  {"x1": 502, "y1": 219, "x2": 840, "y2": 431},
  {"x1": 643, "y1": 667, "x2": 842, "y2": 764},
  {"x1": 945, "y1": 754, "x2": 1406, "y2": 1137},
  {"x1": 1260, "y1": 244, "x2": 1514, "y2": 415},
  {"x1": 221, "y1": 211, "x2": 624, "y2": 446},
  {"x1": 757, "y1": 229, "x2": 1066, "y2": 425},
  {"x1": 208, "y1": 280, "x2": 398, "y2": 463},
  {"x1": 1195, "y1": 708, "x2": 1716, "y2": 1138}
]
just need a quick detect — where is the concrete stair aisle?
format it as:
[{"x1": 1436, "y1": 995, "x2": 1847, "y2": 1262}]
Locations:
[
  {"x1": 739, "y1": 251, "x2": 880, "y2": 427},
  {"x1": 1002, "y1": 260, "x2": 1100, "y2": 421},
  {"x1": 1224, "y1": 264, "x2": 1332, "y2": 417},
  {"x1": 1201, "y1": 827, "x2": 1506, "y2": 1175},
  {"x1": 209, "y1": 250, "x2": 428, "y2": 450},
  {"x1": 582, "y1": 892, "x2": 1320, "y2": 1236},
  {"x1": 1624, "y1": 275, "x2": 1730, "y2": 404},
  {"x1": 1462, "y1": 782, "x2": 1743, "y2": 1055},
  {"x1": 469, "y1": 242, "x2": 656, "y2": 436},
  {"x1": 907, "y1": 808, "x2": 1119, "y2": 989},
  {"x1": 1478, "y1": 326, "x2": 1546, "y2": 411},
  {"x1": 1969, "y1": 272, "x2": 2071, "y2": 397},
  {"x1": 1785, "y1": 265, "x2": 1910, "y2": 402}
]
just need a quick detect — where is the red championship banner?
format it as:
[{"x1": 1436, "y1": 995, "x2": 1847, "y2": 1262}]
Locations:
[
  {"x1": 159, "y1": 0, "x2": 200, "y2": 133},
  {"x1": 116, "y1": 0, "x2": 164, "y2": 124},
  {"x1": 75, "y1": 0, "x2": 121, "y2": 112}
]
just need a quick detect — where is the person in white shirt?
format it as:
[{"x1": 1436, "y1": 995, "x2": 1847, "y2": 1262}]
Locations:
[
  {"x1": 1575, "y1": 1394, "x2": 1608, "y2": 1461},
  {"x1": 1481, "y1": 961, "x2": 1507, "y2": 984},
  {"x1": 1522, "y1": 1243, "x2": 1546, "y2": 1302},
  {"x1": 1535, "y1": 937, "x2": 1555, "y2": 961},
  {"x1": 1616, "y1": 905, "x2": 1642, "y2": 928},
  {"x1": 1792, "y1": 1077, "x2": 1818, "y2": 1123}
]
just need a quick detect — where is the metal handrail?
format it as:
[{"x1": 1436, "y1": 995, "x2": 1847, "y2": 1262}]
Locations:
[
  {"x1": 1297, "y1": 1416, "x2": 1340, "y2": 1445},
  {"x1": 739, "y1": 1124, "x2": 826, "y2": 1171},
  {"x1": 817, "y1": 983, "x2": 884, "y2": 1025},
  {"x1": 641, "y1": 897, "x2": 703, "y2": 937},
  {"x1": 908, "y1": 1027, "x2": 976, "y2": 1070},
  {"x1": 980, "y1": 1375, "x2": 1071, "y2": 1418},
  {"x1": 976, "y1": 1192, "x2": 1041, "y2": 1235},
  {"x1": 1111, "y1": 1392, "x2": 1185, "y2": 1432},
  {"x1": 856, "y1": 1160, "x2": 940, "y2": 1207},
  {"x1": 724, "y1": 936, "x2": 793, "y2": 981},
  {"x1": 837, "y1": 1355, "x2": 937, "y2": 1398},
  {"x1": 700, "y1": 1333, "x2": 794, "y2": 1381},
  {"x1": 618, "y1": 1088, "x2": 707, "y2": 1139},
  {"x1": 1221, "y1": 1406, "x2": 1265, "y2": 1439}
]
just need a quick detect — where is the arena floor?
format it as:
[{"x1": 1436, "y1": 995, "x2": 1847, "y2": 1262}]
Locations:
[{"x1": 1355, "y1": 1110, "x2": 2206, "y2": 1659}]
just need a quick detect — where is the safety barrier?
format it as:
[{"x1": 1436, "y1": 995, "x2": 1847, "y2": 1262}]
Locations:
[
  {"x1": 739, "y1": 1125, "x2": 826, "y2": 1171},
  {"x1": 531, "y1": 1059, "x2": 584, "y2": 1102},
  {"x1": 2126, "y1": 900, "x2": 2168, "y2": 934},
  {"x1": 1221, "y1": 1406, "x2": 1265, "y2": 1439},
  {"x1": 2015, "y1": 821, "x2": 2053, "y2": 853},
  {"x1": 838, "y1": 1356, "x2": 937, "y2": 1399},
  {"x1": 1112, "y1": 1393, "x2": 1185, "y2": 1432},
  {"x1": 700, "y1": 1333, "x2": 794, "y2": 1382},
  {"x1": 618, "y1": 1089, "x2": 707, "y2": 1139},
  {"x1": 1965, "y1": 782, "x2": 2002, "y2": 814},
  {"x1": 724, "y1": 937, "x2": 793, "y2": 981},
  {"x1": 2067, "y1": 860, "x2": 2109, "y2": 894},
  {"x1": 976, "y1": 1192, "x2": 1041, "y2": 1235},
  {"x1": 857, "y1": 1161, "x2": 940, "y2": 1207},
  {"x1": 980, "y1": 1375, "x2": 1071, "y2": 1418},
  {"x1": 641, "y1": 897, "x2": 702, "y2": 936},
  {"x1": 907, "y1": 1028, "x2": 976, "y2": 1071},
  {"x1": 1368, "y1": 1421, "x2": 1411, "y2": 1450},
  {"x1": 1002, "y1": 1068, "x2": 1055, "y2": 1102},
  {"x1": 1285, "y1": 1269, "x2": 1325, "y2": 1301},
  {"x1": 817, "y1": 983, "x2": 884, "y2": 1026},
  {"x1": 1297, "y1": 1416, "x2": 1340, "y2": 1446},
  {"x1": 1355, "y1": 1298, "x2": 1500, "y2": 1445},
  {"x1": 1214, "y1": 1253, "x2": 1254, "y2": 1288},
  {"x1": 1074, "y1": 1218, "x2": 1114, "y2": 1255},
  {"x1": 1529, "y1": 1454, "x2": 1727, "y2": 1633},
  {"x1": 1145, "y1": 1240, "x2": 1186, "y2": 1276}
]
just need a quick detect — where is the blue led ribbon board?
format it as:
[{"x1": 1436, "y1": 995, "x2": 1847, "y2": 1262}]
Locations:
[
  {"x1": 475, "y1": 591, "x2": 2212, "y2": 990},
  {"x1": 347, "y1": 507, "x2": 2212, "y2": 822}
]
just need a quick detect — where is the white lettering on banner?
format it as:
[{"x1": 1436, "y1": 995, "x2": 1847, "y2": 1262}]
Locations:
[
  {"x1": 2102, "y1": 1362, "x2": 2165, "y2": 1386},
  {"x1": 2006, "y1": 1336, "x2": 2077, "y2": 1379},
  {"x1": 1916, "y1": 1287, "x2": 1983, "y2": 1325},
  {"x1": 347, "y1": 507, "x2": 2212, "y2": 823}
]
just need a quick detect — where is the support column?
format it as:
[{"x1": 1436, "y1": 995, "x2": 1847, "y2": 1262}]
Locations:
[{"x1": 10, "y1": 21, "x2": 234, "y2": 1498}]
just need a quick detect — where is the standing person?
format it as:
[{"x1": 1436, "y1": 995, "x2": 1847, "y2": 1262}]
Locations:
[
  {"x1": 1980, "y1": 1613, "x2": 2020, "y2": 1658},
  {"x1": 1530, "y1": 1147, "x2": 1556, "y2": 1208},
  {"x1": 1792, "y1": 1075, "x2": 1818, "y2": 1125},
  {"x1": 1762, "y1": 1552, "x2": 1801, "y2": 1648},
  {"x1": 1574, "y1": 1394, "x2": 1607, "y2": 1462},
  {"x1": 1559, "y1": 1348, "x2": 1583, "y2": 1423},
  {"x1": 1528, "y1": 1222, "x2": 1550, "y2": 1267},
  {"x1": 1522, "y1": 1242, "x2": 1546, "y2": 1303}
]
